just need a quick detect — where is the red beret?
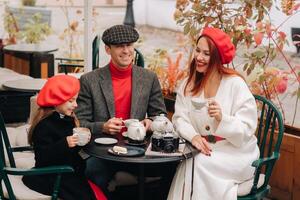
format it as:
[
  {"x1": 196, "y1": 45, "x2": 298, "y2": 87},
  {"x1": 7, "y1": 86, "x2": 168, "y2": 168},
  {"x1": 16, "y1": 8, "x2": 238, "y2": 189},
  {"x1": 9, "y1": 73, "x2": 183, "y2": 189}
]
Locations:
[
  {"x1": 201, "y1": 27, "x2": 235, "y2": 64},
  {"x1": 37, "y1": 75, "x2": 80, "y2": 107}
]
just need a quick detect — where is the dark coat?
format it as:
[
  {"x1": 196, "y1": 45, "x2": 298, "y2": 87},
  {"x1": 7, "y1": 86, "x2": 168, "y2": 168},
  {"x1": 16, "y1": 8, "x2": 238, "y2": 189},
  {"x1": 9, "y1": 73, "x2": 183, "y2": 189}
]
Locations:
[
  {"x1": 22, "y1": 112, "x2": 96, "y2": 200},
  {"x1": 75, "y1": 64, "x2": 167, "y2": 134}
]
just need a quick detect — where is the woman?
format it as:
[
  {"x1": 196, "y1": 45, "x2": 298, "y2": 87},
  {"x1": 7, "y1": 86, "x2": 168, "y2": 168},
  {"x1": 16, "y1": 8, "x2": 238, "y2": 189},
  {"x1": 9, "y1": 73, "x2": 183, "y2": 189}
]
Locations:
[
  {"x1": 167, "y1": 27, "x2": 259, "y2": 200},
  {"x1": 22, "y1": 75, "x2": 106, "y2": 200}
]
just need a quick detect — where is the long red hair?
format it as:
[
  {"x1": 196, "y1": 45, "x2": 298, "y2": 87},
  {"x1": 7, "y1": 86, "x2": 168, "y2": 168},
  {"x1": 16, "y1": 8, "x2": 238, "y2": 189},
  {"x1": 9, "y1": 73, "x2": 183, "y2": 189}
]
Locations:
[{"x1": 184, "y1": 36, "x2": 243, "y2": 96}]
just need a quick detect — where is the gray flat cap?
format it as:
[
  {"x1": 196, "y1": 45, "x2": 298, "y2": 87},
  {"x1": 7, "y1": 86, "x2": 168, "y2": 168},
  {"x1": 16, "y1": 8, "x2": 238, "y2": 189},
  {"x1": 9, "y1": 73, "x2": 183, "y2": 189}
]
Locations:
[{"x1": 102, "y1": 25, "x2": 139, "y2": 45}]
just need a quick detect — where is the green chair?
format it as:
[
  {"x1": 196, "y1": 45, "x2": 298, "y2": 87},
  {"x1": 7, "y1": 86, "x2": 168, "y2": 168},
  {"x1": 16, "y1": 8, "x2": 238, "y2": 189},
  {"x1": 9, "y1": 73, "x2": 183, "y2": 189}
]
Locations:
[
  {"x1": 237, "y1": 95, "x2": 284, "y2": 200},
  {"x1": 56, "y1": 35, "x2": 100, "y2": 74},
  {"x1": 134, "y1": 48, "x2": 145, "y2": 68},
  {"x1": 0, "y1": 112, "x2": 74, "y2": 200}
]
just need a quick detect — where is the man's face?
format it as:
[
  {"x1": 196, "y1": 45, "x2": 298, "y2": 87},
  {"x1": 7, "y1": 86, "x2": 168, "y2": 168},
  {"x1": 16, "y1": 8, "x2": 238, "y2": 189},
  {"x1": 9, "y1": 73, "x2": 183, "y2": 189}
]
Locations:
[{"x1": 105, "y1": 43, "x2": 135, "y2": 68}]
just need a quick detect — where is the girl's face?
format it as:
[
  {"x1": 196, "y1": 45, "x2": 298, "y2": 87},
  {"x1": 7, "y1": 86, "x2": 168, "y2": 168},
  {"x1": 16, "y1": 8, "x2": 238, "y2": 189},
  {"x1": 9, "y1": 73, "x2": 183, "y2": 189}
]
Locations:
[
  {"x1": 194, "y1": 37, "x2": 210, "y2": 73},
  {"x1": 55, "y1": 93, "x2": 78, "y2": 116}
]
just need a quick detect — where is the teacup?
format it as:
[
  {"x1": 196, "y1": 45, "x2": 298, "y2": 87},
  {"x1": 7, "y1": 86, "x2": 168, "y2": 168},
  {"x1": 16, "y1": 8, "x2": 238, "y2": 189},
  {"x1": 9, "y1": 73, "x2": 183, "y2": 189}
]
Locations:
[
  {"x1": 127, "y1": 121, "x2": 146, "y2": 142},
  {"x1": 123, "y1": 119, "x2": 139, "y2": 128},
  {"x1": 191, "y1": 98, "x2": 207, "y2": 110},
  {"x1": 73, "y1": 127, "x2": 91, "y2": 146}
]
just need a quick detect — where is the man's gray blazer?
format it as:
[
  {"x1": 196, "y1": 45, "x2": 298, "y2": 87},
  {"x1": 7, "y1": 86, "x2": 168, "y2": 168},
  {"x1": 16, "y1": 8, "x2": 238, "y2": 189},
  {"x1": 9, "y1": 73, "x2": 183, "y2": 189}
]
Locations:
[{"x1": 75, "y1": 64, "x2": 167, "y2": 134}]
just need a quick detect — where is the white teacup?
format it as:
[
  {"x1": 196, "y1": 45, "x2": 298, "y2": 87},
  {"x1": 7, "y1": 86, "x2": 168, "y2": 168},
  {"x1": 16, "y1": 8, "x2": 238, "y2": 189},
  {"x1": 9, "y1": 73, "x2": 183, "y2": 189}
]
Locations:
[
  {"x1": 73, "y1": 127, "x2": 91, "y2": 146},
  {"x1": 127, "y1": 121, "x2": 146, "y2": 142},
  {"x1": 123, "y1": 119, "x2": 139, "y2": 128},
  {"x1": 191, "y1": 98, "x2": 207, "y2": 110}
]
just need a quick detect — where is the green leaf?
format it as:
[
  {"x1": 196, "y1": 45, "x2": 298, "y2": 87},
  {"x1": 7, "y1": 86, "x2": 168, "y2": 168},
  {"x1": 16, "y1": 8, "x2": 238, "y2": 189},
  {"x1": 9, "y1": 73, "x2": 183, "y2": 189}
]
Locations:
[
  {"x1": 253, "y1": 50, "x2": 265, "y2": 58},
  {"x1": 184, "y1": 23, "x2": 191, "y2": 35},
  {"x1": 243, "y1": 63, "x2": 249, "y2": 71}
]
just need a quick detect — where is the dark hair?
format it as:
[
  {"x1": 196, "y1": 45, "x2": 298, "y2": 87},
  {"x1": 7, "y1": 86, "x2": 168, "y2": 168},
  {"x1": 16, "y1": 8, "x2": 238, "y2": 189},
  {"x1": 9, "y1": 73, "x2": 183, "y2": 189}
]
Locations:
[
  {"x1": 28, "y1": 107, "x2": 80, "y2": 145},
  {"x1": 184, "y1": 36, "x2": 243, "y2": 96}
]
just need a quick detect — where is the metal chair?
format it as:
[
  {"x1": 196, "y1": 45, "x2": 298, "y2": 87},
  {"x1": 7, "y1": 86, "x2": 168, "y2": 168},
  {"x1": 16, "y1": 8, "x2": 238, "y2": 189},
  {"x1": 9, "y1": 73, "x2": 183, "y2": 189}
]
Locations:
[
  {"x1": 134, "y1": 48, "x2": 144, "y2": 68},
  {"x1": 237, "y1": 95, "x2": 284, "y2": 200},
  {"x1": 0, "y1": 111, "x2": 74, "y2": 200},
  {"x1": 56, "y1": 35, "x2": 100, "y2": 74}
]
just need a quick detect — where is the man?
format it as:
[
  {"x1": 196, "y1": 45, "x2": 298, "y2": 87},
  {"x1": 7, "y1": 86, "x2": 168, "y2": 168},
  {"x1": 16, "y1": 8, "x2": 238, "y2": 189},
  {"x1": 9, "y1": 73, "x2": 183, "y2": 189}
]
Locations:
[{"x1": 75, "y1": 24, "x2": 167, "y2": 196}]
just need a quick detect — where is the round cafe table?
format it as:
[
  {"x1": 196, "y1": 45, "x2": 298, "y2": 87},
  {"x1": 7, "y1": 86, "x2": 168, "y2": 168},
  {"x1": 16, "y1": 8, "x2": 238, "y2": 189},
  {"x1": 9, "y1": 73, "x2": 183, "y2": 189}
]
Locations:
[
  {"x1": 3, "y1": 78, "x2": 47, "y2": 93},
  {"x1": 84, "y1": 134, "x2": 197, "y2": 200}
]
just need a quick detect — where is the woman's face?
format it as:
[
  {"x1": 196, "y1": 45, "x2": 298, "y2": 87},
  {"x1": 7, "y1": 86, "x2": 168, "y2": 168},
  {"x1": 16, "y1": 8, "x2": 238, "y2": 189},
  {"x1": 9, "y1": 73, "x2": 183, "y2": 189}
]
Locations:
[
  {"x1": 55, "y1": 93, "x2": 78, "y2": 116},
  {"x1": 194, "y1": 37, "x2": 210, "y2": 73}
]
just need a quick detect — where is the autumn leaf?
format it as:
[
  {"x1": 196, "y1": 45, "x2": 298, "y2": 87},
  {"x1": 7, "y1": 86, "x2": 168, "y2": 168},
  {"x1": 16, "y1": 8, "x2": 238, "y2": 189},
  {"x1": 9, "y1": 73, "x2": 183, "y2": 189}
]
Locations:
[{"x1": 254, "y1": 32, "x2": 264, "y2": 45}]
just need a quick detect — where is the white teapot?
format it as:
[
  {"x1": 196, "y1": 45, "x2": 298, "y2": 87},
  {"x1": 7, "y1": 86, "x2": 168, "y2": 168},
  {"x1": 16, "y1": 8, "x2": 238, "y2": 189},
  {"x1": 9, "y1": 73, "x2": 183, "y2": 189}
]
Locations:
[
  {"x1": 126, "y1": 120, "x2": 146, "y2": 141},
  {"x1": 151, "y1": 114, "x2": 174, "y2": 133}
]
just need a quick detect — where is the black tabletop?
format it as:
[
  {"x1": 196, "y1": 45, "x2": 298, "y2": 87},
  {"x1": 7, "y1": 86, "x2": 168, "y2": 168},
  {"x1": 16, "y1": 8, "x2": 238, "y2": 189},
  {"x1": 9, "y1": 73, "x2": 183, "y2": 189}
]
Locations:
[
  {"x1": 3, "y1": 44, "x2": 58, "y2": 54},
  {"x1": 84, "y1": 134, "x2": 197, "y2": 164}
]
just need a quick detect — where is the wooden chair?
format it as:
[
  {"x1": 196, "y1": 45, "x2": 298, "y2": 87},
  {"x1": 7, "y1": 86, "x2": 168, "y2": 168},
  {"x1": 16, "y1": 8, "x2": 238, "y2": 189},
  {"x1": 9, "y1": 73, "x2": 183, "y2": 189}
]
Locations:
[
  {"x1": 237, "y1": 95, "x2": 284, "y2": 200},
  {"x1": 0, "y1": 111, "x2": 74, "y2": 200}
]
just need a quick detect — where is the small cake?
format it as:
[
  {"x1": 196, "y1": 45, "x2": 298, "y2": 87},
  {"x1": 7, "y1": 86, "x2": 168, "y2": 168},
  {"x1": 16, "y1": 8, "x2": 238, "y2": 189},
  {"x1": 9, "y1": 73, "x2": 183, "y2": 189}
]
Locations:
[{"x1": 113, "y1": 146, "x2": 128, "y2": 154}]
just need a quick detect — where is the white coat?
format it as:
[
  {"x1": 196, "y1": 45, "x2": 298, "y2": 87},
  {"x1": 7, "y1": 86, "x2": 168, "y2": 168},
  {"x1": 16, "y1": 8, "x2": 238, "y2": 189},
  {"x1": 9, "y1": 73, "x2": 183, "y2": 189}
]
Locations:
[{"x1": 167, "y1": 76, "x2": 260, "y2": 200}]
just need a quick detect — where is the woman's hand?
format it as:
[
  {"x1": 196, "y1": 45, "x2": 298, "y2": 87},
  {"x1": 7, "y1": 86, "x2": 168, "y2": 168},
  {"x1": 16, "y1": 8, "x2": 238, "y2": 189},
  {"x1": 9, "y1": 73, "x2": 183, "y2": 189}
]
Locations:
[
  {"x1": 191, "y1": 135, "x2": 212, "y2": 156},
  {"x1": 208, "y1": 99, "x2": 222, "y2": 121},
  {"x1": 67, "y1": 135, "x2": 79, "y2": 147}
]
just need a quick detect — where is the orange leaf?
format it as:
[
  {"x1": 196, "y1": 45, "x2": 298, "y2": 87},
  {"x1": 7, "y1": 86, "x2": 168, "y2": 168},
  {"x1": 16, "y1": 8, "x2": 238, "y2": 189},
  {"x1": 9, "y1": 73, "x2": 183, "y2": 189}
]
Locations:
[
  {"x1": 254, "y1": 32, "x2": 263, "y2": 45},
  {"x1": 265, "y1": 23, "x2": 272, "y2": 38},
  {"x1": 256, "y1": 22, "x2": 263, "y2": 30}
]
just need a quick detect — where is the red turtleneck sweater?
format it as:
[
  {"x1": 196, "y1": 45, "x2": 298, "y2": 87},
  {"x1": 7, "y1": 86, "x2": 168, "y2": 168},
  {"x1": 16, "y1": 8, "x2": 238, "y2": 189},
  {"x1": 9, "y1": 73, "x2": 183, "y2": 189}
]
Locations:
[{"x1": 109, "y1": 61, "x2": 132, "y2": 120}]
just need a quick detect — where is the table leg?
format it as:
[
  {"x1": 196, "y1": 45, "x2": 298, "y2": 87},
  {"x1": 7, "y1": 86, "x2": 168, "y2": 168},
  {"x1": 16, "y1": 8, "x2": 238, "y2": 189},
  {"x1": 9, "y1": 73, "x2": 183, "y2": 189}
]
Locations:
[{"x1": 138, "y1": 164, "x2": 145, "y2": 200}]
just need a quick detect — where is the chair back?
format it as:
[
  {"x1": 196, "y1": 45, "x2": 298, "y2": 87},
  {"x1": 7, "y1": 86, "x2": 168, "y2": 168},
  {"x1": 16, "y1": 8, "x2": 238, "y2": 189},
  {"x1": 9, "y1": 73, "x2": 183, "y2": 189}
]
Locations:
[
  {"x1": 92, "y1": 35, "x2": 100, "y2": 70},
  {"x1": 0, "y1": 112, "x2": 16, "y2": 168},
  {"x1": 134, "y1": 48, "x2": 145, "y2": 68},
  {"x1": 254, "y1": 95, "x2": 284, "y2": 188},
  {"x1": 0, "y1": 112, "x2": 17, "y2": 199}
]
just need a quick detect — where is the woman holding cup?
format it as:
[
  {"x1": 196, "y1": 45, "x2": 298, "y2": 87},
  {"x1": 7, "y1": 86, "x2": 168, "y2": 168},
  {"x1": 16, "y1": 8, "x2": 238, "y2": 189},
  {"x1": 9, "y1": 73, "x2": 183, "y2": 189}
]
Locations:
[
  {"x1": 22, "y1": 75, "x2": 106, "y2": 200},
  {"x1": 168, "y1": 28, "x2": 259, "y2": 200}
]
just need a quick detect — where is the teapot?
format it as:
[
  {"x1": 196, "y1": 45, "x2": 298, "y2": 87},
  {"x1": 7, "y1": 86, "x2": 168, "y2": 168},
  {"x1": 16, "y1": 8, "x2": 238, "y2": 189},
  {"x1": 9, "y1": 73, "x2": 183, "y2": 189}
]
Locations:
[
  {"x1": 151, "y1": 114, "x2": 174, "y2": 133},
  {"x1": 126, "y1": 120, "x2": 146, "y2": 141}
]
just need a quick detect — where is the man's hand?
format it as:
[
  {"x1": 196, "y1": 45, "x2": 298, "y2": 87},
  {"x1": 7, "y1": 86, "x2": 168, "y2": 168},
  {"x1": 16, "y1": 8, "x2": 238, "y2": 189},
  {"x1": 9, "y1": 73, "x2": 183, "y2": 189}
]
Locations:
[
  {"x1": 141, "y1": 118, "x2": 152, "y2": 131},
  {"x1": 103, "y1": 117, "x2": 123, "y2": 135}
]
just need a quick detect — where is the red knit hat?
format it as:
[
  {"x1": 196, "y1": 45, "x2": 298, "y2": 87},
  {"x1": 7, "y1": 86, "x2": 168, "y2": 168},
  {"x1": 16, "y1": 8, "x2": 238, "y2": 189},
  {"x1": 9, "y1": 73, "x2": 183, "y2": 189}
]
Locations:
[
  {"x1": 37, "y1": 75, "x2": 80, "y2": 107},
  {"x1": 200, "y1": 27, "x2": 235, "y2": 64}
]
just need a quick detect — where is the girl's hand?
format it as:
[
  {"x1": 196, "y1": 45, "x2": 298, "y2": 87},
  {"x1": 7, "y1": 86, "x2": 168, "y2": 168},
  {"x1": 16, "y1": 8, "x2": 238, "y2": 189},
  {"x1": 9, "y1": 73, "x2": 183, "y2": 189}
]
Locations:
[
  {"x1": 67, "y1": 135, "x2": 79, "y2": 147},
  {"x1": 208, "y1": 99, "x2": 222, "y2": 121},
  {"x1": 191, "y1": 135, "x2": 212, "y2": 156}
]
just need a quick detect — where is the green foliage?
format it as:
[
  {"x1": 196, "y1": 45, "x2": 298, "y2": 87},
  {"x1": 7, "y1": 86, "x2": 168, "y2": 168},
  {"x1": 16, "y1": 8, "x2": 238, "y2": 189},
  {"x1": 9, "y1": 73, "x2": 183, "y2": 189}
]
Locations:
[
  {"x1": 20, "y1": 13, "x2": 51, "y2": 44},
  {"x1": 22, "y1": 0, "x2": 36, "y2": 6}
]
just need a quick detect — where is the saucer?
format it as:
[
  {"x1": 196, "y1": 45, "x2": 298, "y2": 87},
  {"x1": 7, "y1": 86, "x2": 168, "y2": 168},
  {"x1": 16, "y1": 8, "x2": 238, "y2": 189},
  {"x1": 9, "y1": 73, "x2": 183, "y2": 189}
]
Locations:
[
  {"x1": 124, "y1": 139, "x2": 147, "y2": 146},
  {"x1": 94, "y1": 137, "x2": 118, "y2": 145},
  {"x1": 108, "y1": 146, "x2": 145, "y2": 157}
]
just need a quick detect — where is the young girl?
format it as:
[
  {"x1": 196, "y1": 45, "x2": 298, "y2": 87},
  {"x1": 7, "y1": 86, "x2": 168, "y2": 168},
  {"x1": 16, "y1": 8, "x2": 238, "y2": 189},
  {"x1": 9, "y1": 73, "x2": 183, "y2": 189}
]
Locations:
[{"x1": 22, "y1": 75, "x2": 106, "y2": 200}]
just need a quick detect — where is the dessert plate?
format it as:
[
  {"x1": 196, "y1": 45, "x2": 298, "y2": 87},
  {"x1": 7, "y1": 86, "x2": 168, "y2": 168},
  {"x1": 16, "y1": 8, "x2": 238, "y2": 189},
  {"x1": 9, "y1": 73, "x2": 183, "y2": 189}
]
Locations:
[
  {"x1": 108, "y1": 146, "x2": 145, "y2": 157},
  {"x1": 94, "y1": 137, "x2": 118, "y2": 145}
]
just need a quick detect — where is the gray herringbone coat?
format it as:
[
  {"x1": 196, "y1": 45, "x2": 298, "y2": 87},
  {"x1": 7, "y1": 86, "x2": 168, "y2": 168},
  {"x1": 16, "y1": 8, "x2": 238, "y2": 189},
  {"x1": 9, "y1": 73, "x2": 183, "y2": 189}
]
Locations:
[{"x1": 75, "y1": 64, "x2": 166, "y2": 134}]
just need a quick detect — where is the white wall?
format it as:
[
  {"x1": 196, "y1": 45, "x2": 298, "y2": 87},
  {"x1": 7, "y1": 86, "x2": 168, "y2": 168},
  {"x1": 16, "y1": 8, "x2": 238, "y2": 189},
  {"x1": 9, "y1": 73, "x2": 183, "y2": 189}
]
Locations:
[
  {"x1": 134, "y1": 0, "x2": 300, "y2": 53},
  {"x1": 134, "y1": 0, "x2": 182, "y2": 31}
]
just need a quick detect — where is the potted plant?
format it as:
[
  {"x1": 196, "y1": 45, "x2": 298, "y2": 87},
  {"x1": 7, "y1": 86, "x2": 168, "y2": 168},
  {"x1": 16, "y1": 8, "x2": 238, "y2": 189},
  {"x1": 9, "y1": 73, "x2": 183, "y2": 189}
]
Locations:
[{"x1": 22, "y1": 0, "x2": 36, "y2": 7}]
